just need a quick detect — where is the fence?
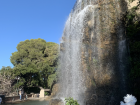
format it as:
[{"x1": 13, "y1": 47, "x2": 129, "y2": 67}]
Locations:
[{"x1": 5, "y1": 94, "x2": 32, "y2": 103}]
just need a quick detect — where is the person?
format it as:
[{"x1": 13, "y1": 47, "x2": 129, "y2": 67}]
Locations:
[
  {"x1": 21, "y1": 90, "x2": 23, "y2": 100},
  {"x1": 0, "y1": 97, "x2": 2, "y2": 104},
  {"x1": 25, "y1": 92, "x2": 27, "y2": 100},
  {"x1": 19, "y1": 90, "x2": 22, "y2": 100}
]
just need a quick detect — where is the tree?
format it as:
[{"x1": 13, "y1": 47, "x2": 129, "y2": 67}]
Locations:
[
  {"x1": 0, "y1": 66, "x2": 15, "y2": 95},
  {"x1": 10, "y1": 38, "x2": 59, "y2": 89}
]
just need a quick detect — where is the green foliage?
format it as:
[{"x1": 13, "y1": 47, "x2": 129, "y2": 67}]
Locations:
[
  {"x1": 9, "y1": 38, "x2": 59, "y2": 89},
  {"x1": 124, "y1": 3, "x2": 140, "y2": 105},
  {"x1": 91, "y1": 79, "x2": 96, "y2": 87},
  {"x1": 129, "y1": 0, "x2": 135, "y2": 3},
  {"x1": 0, "y1": 66, "x2": 15, "y2": 80},
  {"x1": 93, "y1": 58, "x2": 97, "y2": 63},
  {"x1": 47, "y1": 72, "x2": 58, "y2": 88},
  {"x1": 24, "y1": 87, "x2": 40, "y2": 94},
  {"x1": 130, "y1": 41, "x2": 140, "y2": 53},
  {"x1": 45, "y1": 91, "x2": 49, "y2": 96},
  {"x1": 125, "y1": 5, "x2": 140, "y2": 80},
  {"x1": 125, "y1": 6, "x2": 140, "y2": 38},
  {"x1": 65, "y1": 97, "x2": 79, "y2": 105}
]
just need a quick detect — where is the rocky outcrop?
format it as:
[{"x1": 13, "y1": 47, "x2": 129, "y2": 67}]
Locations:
[
  {"x1": 49, "y1": 99, "x2": 64, "y2": 105},
  {"x1": 79, "y1": 0, "x2": 129, "y2": 104},
  {"x1": 57, "y1": 0, "x2": 130, "y2": 105},
  {"x1": 128, "y1": 0, "x2": 140, "y2": 9},
  {"x1": 48, "y1": 84, "x2": 60, "y2": 104},
  {"x1": 51, "y1": 84, "x2": 60, "y2": 97}
]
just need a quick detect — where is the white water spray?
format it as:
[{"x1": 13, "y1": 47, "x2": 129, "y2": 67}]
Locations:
[
  {"x1": 120, "y1": 94, "x2": 137, "y2": 105},
  {"x1": 59, "y1": 3, "x2": 98, "y2": 105}
]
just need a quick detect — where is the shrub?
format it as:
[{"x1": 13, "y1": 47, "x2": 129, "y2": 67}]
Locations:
[
  {"x1": 65, "y1": 97, "x2": 79, "y2": 105},
  {"x1": 44, "y1": 91, "x2": 49, "y2": 96}
]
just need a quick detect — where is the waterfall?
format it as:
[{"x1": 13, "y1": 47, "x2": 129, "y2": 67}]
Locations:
[
  {"x1": 55, "y1": 0, "x2": 129, "y2": 105},
  {"x1": 117, "y1": 18, "x2": 129, "y2": 96},
  {"x1": 118, "y1": 39, "x2": 128, "y2": 95},
  {"x1": 58, "y1": 2, "x2": 99, "y2": 105}
]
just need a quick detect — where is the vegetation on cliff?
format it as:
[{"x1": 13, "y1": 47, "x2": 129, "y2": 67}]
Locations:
[
  {"x1": 65, "y1": 97, "x2": 79, "y2": 105},
  {"x1": 123, "y1": 1, "x2": 140, "y2": 104}
]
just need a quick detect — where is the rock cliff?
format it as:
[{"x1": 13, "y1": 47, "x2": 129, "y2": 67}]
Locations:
[{"x1": 50, "y1": 0, "x2": 131, "y2": 105}]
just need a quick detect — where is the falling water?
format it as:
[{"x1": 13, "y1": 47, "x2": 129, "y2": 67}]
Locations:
[
  {"x1": 117, "y1": 19, "x2": 129, "y2": 96},
  {"x1": 118, "y1": 39, "x2": 128, "y2": 95},
  {"x1": 58, "y1": 1, "x2": 99, "y2": 105},
  {"x1": 56, "y1": 0, "x2": 129, "y2": 105}
]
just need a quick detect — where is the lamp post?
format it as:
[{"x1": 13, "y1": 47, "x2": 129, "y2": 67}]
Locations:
[{"x1": 16, "y1": 77, "x2": 20, "y2": 95}]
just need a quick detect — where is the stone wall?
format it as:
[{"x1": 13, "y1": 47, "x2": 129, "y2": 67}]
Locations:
[{"x1": 4, "y1": 94, "x2": 32, "y2": 103}]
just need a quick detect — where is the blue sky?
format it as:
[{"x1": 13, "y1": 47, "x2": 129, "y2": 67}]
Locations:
[{"x1": 0, "y1": 0, "x2": 76, "y2": 69}]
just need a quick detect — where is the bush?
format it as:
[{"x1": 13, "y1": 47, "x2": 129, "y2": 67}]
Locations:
[
  {"x1": 45, "y1": 91, "x2": 49, "y2": 96},
  {"x1": 65, "y1": 97, "x2": 79, "y2": 105}
]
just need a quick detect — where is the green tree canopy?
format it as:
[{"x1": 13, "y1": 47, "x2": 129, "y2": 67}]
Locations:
[{"x1": 10, "y1": 38, "x2": 59, "y2": 89}]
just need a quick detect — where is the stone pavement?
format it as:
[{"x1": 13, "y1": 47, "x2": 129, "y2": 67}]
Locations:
[{"x1": 5, "y1": 96, "x2": 48, "y2": 104}]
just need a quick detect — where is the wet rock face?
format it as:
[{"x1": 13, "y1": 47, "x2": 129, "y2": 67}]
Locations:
[
  {"x1": 58, "y1": 0, "x2": 129, "y2": 105},
  {"x1": 49, "y1": 99, "x2": 64, "y2": 105},
  {"x1": 51, "y1": 84, "x2": 60, "y2": 97},
  {"x1": 81, "y1": 0, "x2": 129, "y2": 104}
]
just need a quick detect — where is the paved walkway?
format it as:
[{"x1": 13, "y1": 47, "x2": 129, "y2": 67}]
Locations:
[
  {"x1": 6, "y1": 99, "x2": 28, "y2": 103},
  {"x1": 5, "y1": 96, "x2": 48, "y2": 104}
]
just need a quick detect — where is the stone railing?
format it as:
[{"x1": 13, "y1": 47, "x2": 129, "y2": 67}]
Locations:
[
  {"x1": 30, "y1": 93, "x2": 40, "y2": 98},
  {"x1": 5, "y1": 94, "x2": 32, "y2": 103}
]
